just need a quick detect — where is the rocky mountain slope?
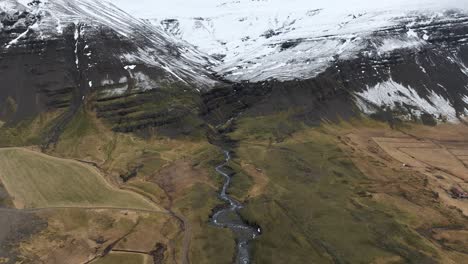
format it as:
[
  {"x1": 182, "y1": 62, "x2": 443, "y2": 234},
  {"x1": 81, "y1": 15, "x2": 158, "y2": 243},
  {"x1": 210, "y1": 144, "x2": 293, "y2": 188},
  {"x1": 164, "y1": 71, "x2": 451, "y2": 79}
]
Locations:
[
  {"x1": 2, "y1": 0, "x2": 468, "y2": 129},
  {"x1": 0, "y1": 0, "x2": 218, "y2": 124},
  {"x1": 149, "y1": 0, "x2": 468, "y2": 123}
]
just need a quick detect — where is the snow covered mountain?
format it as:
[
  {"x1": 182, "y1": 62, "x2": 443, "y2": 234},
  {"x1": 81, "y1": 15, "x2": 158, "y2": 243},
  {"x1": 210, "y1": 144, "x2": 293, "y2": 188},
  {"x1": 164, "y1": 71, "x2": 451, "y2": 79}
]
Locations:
[
  {"x1": 1, "y1": 0, "x2": 218, "y2": 87},
  {"x1": 143, "y1": 0, "x2": 468, "y2": 82},
  {"x1": 136, "y1": 0, "x2": 468, "y2": 123},
  {"x1": 2, "y1": 0, "x2": 468, "y2": 129},
  {"x1": 0, "y1": 0, "x2": 222, "y2": 132}
]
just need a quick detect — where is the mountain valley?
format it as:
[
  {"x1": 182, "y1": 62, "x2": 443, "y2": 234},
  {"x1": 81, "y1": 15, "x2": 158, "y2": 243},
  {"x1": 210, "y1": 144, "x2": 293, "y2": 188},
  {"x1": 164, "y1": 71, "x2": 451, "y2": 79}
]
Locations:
[{"x1": 0, "y1": 1, "x2": 468, "y2": 263}]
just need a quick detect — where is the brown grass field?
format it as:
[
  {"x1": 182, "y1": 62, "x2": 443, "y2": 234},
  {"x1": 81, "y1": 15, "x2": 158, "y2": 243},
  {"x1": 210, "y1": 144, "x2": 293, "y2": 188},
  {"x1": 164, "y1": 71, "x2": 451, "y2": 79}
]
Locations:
[
  {"x1": 0, "y1": 148, "x2": 159, "y2": 210},
  {"x1": 91, "y1": 252, "x2": 147, "y2": 264}
]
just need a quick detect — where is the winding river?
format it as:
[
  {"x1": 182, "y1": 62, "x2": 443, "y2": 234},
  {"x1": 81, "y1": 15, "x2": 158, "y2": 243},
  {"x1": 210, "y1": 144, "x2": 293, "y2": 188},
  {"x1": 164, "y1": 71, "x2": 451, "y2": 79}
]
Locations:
[{"x1": 212, "y1": 151, "x2": 261, "y2": 264}]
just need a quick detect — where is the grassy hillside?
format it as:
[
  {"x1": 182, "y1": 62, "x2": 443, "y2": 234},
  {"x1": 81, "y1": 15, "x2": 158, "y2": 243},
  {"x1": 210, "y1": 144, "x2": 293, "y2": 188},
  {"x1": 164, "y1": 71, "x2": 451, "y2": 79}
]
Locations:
[
  {"x1": 226, "y1": 113, "x2": 468, "y2": 263},
  {"x1": 0, "y1": 148, "x2": 157, "y2": 210},
  {"x1": 45, "y1": 107, "x2": 236, "y2": 263},
  {"x1": 0, "y1": 111, "x2": 64, "y2": 147},
  {"x1": 4, "y1": 85, "x2": 466, "y2": 264}
]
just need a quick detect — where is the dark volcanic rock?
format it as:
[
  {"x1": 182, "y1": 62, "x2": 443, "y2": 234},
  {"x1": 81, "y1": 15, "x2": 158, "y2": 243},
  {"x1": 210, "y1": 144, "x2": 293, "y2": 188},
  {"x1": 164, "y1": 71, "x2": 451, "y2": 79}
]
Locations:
[
  {"x1": 0, "y1": 210, "x2": 47, "y2": 264},
  {"x1": 0, "y1": 0, "x2": 219, "y2": 146}
]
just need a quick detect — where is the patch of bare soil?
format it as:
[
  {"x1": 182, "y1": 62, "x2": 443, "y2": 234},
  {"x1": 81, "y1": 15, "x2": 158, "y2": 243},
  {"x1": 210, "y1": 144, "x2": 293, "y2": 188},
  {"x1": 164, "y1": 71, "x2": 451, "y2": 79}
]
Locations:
[
  {"x1": 114, "y1": 214, "x2": 177, "y2": 256},
  {"x1": 430, "y1": 228, "x2": 468, "y2": 254},
  {"x1": 149, "y1": 160, "x2": 215, "y2": 202},
  {"x1": 240, "y1": 161, "x2": 269, "y2": 198}
]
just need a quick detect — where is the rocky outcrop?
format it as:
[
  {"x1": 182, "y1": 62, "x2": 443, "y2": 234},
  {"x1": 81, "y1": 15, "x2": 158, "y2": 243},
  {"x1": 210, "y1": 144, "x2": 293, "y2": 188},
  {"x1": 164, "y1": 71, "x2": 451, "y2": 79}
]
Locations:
[
  {"x1": 1, "y1": 0, "x2": 468, "y2": 143},
  {"x1": 0, "y1": 0, "x2": 219, "y2": 146}
]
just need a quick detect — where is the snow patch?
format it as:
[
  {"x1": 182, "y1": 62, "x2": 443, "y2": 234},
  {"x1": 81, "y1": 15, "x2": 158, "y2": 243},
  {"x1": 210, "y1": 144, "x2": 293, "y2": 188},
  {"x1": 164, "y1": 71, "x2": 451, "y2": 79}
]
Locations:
[
  {"x1": 102, "y1": 86, "x2": 128, "y2": 97},
  {"x1": 101, "y1": 76, "x2": 128, "y2": 86},
  {"x1": 458, "y1": 60, "x2": 468, "y2": 77},
  {"x1": 101, "y1": 79, "x2": 113, "y2": 86},
  {"x1": 355, "y1": 79, "x2": 458, "y2": 122},
  {"x1": 407, "y1": 28, "x2": 418, "y2": 38},
  {"x1": 463, "y1": 95, "x2": 468, "y2": 105},
  {"x1": 74, "y1": 25, "x2": 80, "y2": 69},
  {"x1": 377, "y1": 38, "x2": 425, "y2": 54},
  {"x1": 2, "y1": 0, "x2": 218, "y2": 88},
  {"x1": 5, "y1": 25, "x2": 32, "y2": 48},
  {"x1": 419, "y1": 66, "x2": 427, "y2": 74},
  {"x1": 124, "y1": 65, "x2": 136, "y2": 70},
  {"x1": 142, "y1": 0, "x2": 467, "y2": 81},
  {"x1": 133, "y1": 72, "x2": 159, "y2": 91}
]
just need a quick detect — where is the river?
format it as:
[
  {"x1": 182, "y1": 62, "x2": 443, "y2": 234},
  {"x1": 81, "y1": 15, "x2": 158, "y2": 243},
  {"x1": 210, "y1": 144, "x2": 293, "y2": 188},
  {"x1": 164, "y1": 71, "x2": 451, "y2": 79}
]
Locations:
[{"x1": 211, "y1": 151, "x2": 261, "y2": 264}]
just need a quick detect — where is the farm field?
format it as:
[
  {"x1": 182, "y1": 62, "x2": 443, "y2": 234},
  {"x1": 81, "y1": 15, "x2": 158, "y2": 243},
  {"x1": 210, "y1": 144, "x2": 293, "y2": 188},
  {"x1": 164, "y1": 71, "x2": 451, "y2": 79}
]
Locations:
[
  {"x1": 14, "y1": 208, "x2": 180, "y2": 264},
  {"x1": 0, "y1": 148, "x2": 158, "y2": 210}
]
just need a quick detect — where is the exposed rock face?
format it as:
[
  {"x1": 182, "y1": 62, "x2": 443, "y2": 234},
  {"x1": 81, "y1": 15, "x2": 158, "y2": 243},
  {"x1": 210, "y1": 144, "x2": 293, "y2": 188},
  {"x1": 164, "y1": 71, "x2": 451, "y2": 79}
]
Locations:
[
  {"x1": 1, "y1": 0, "x2": 468, "y2": 140},
  {"x1": 0, "y1": 7, "x2": 72, "y2": 121},
  {"x1": 0, "y1": 0, "x2": 218, "y2": 125},
  {"x1": 202, "y1": 16, "x2": 468, "y2": 126},
  {"x1": 205, "y1": 13, "x2": 468, "y2": 125},
  {"x1": 154, "y1": 5, "x2": 468, "y2": 124},
  {"x1": 349, "y1": 13, "x2": 468, "y2": 122}
]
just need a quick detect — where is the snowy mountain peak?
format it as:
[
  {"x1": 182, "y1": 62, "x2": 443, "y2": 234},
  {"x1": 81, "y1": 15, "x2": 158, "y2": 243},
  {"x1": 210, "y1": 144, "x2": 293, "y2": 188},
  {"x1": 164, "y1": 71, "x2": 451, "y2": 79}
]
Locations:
[
  {"x1": 2, "y1": 0, "x2": 468, "y2": 124},
  {"x1": 0, "y1": 0, "x2": 26, "y2": 13},
  {"x1": 148, "y1": 4, "x2": 468, "y2": 82},
  {"x1": 1, "y1": 0, "x2": 219, "y2": 88}
]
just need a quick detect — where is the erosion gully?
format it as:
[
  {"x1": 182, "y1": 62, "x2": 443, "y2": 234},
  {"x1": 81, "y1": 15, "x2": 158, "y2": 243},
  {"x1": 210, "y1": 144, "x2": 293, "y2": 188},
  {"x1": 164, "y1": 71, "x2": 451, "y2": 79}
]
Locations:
[{"x1": 211, "y1": 150, "x2": 261, "y2": 264}]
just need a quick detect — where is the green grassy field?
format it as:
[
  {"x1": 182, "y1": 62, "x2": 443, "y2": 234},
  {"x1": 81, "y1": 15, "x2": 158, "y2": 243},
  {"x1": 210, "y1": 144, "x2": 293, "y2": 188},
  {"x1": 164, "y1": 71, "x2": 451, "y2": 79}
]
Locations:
[
  {"x1": 175, "y1": 183, "x2": 236, "y2": 264},
  {"x1": 0, "y1": 148, "x2": 157, "y2": 210}
]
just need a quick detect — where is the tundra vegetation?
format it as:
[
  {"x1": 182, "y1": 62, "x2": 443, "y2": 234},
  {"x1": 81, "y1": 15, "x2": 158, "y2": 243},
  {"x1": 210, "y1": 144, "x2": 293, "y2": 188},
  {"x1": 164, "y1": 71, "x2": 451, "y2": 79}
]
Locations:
[{"x1": 0, "y1": 102, "x2": 467, "y2": 263}]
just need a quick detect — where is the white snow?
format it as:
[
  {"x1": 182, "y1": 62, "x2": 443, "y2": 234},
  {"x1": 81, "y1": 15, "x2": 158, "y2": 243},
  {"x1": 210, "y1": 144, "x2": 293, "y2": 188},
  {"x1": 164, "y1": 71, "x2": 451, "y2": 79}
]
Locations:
[
  {"x1": 101, "y1": 79, "x2": 113, "y2": 86},
  {"x1": 0, "y1": 0, "x2": 27, "y2": 13},
  {"x1": 108, "y1": 0, "x2": 467, "y2": 18},
  {"x1": 102, "y1": 86, "x2": 128, "y2": 97},
  {"x1": 458, "y1": 60, "x2": 468, "y2": 77},
  {"x1": 74, "y1": 26, "x2": 80, "y2": 69},
  {"x1": 2, "y1": 0, "x2": 218, "y2": 88},
  {"x1": 407, "y1": 28, "x2": 419, "y2": 38},
  {"x1": 3, "y1": 0, "x2": 468, "y2": 86},
  {"x1": 133, "y1": 72, "x2": 159, "y2": 91},
  {"x1": 104, "y1": 0, "x2": 468, "y2": 82},
  {"x1": 101, "y1": 76, "x2": 128, "y2": 86},
  {"x1": 5, "y1": 27, "x2": 31, "y2": 48},
  {"x1": 463, "y1": 95, "x2": 468, "y2": 105},
  {"x1": 420, "y1": 66, "x2": 427, "y2": 74},
  {"x1": 124, "y1": 65, "x2": 136, "y2": 70},
  {"x1": 355, "y1": 79, "x2": 458, "y2": 122},
  {"x1": 377, "y1": 38, "x2": 425, "y2": 54}
]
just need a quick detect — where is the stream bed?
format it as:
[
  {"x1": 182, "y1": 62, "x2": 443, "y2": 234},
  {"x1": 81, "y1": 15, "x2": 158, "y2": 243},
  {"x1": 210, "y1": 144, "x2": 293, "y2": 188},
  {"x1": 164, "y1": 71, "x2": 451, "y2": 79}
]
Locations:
[{"x1": 211, "y1": 151, "x2": 261, "y2": 264}]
